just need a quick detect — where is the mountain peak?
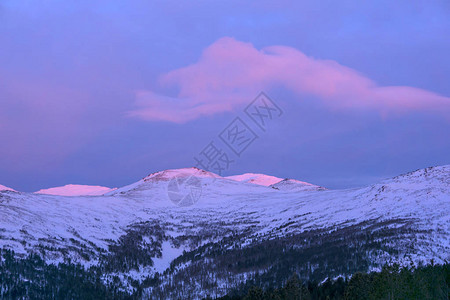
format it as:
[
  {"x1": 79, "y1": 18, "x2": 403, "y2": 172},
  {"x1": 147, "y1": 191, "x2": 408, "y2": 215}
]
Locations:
[
  {"x1": 225, "y1": 173, "x2": 284, "y2": 186},
  {"x1": 0, "y1": 184, "x2": 16, "y2": 192},
  {"x1": 35, "y1": 184, "x2": 114, "y2": 196},
  {"x1": 143, "y1": 167, "x2": 221, "y2": 182},
  {"x1": 270, "y1": 178, "x2": 326, "y2": 191}
]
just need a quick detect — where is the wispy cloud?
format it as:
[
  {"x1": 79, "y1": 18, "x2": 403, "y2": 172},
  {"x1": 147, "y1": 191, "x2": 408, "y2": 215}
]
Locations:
[{"x1": 129, "y1": 37, "x2": 450, "y2": 123}]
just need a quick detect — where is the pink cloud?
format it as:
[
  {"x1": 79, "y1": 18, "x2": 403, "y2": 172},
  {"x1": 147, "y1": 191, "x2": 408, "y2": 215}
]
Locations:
[{"x1": 129, "y1": 37, "x2": 450, "y2": 123}]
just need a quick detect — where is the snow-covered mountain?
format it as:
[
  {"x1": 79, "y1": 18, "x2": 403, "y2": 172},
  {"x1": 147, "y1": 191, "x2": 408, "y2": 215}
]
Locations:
[
  {"x1": 0, "y1": 165, "x2": 448, "y2": 298},
  {"x1": 269, "y1": 178, "x2": 326, "y2": 191},
  {"x1": 226, "y1": 172, "x2": 325, "y2": 191},
  {"x1": 0, "y1": 184, "x2": 15, "y2": 192},
  {"x1": 225, "y1": 173, "x2": 284, "y2": 186},
  {"x1": 35, "y1": 184, "x2": 115, "y2": 196},
  {"x1": 107, "y1": 167, "x2": 220, "y2": 196}
]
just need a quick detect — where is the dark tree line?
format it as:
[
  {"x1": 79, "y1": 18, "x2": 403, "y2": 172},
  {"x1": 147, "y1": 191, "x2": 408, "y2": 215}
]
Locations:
[
  {"x1": 216, "y1": 263, "x2": 449, "y2": 300},
  {"x1": 148, "y1": 219, "x2": 419, "y2": 298},
  {"x1": 1, "y1": 217, "x2": 446, "y2": 299},
  {"x1": 0, "y1": 249, "x2": 134, "y2": 299},
  {"x1": 1, "y1": 247, "x2": 448, "y2": 299}
]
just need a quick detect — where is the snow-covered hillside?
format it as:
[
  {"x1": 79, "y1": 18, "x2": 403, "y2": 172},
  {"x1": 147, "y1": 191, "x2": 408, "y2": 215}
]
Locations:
[
  {"x1": 107, "y1": 167, "x2": 220, "y2": 196},
  {"x1": 226, "y1": 172, "x2": 325, "y2": 191},
  {"x1": 269, "y1": 178, "x2": 326, "y2": 191},
  {"x1": 225, "y1": 173, "x2": 284, "y2": 186},
  {"x1": 35, "y1": 184, "x2": 115, "y2": 196},
  {"x1": 0, "y1": 165, "x2": 448, "y2": 298},
  {"x1": 0, "y1": 184, "x2": 15, "y2": 192}
]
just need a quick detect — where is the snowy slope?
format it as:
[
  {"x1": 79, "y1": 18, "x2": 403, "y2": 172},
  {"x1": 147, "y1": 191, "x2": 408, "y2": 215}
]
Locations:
[
  {"x1": 225, "y1": 173, "x2": 283, "y2": 186},
  {"x1": 226, "y1": 172, "x2": 325, "y2": 191},
  {"x1": 35, "y1": 184, "x2": 115, "y2": 196},
  {"x1": 107, "y1": 167, "x2": 220, "y2": 196},
  {"x1": 0, "y1": 184, "x2": 15, "y2": 192},
  {"x1": 269, "y1": 178, "x2": 326, "y2": 191},
  {"x1": 0, "y1": 165, "x2": 448, "y2": 297}
]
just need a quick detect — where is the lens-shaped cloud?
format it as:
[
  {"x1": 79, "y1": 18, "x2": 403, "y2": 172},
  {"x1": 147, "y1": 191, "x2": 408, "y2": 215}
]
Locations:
[{"x1": 129, "y1": 37, "x2": 450, "y2": 123}]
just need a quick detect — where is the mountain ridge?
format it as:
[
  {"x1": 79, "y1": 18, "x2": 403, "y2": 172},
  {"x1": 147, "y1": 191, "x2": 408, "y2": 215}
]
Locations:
[
  {"x1": 0, "y1": 184, "x2": 15, "y2": 192},
  {"x1": 0, "y1": 164, "x2": 448, "y2": 298},
  {"x1": 35, "y1": 184, "x2": 115, "y2": 196}
]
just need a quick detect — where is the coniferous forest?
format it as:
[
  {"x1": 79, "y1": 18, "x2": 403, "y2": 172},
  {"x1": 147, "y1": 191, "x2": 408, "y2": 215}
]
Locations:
[
  {"x1": 1, "y1": 246, "x2": 448, "y2": 299},
  {"x1": 0, "y1": 249, "x2": 133, "y2": 299},
  {"x1": 218, "y1": 263, "x2": 450, "y2": 300}
]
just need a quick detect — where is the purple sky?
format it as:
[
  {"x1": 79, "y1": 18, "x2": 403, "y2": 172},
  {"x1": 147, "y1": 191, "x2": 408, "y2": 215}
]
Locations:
[{"x1": 0, "y1": 0, "x2": 449, "y2": 192}]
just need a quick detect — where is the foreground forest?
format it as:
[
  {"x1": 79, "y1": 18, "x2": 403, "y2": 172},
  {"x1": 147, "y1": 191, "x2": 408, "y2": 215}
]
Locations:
[
  {"x1": 218, "y1": 263, "x2": 449, "y2": 300},
  {"x1": 1, "y1": 248, "x2": 448, "y2": 299}
]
